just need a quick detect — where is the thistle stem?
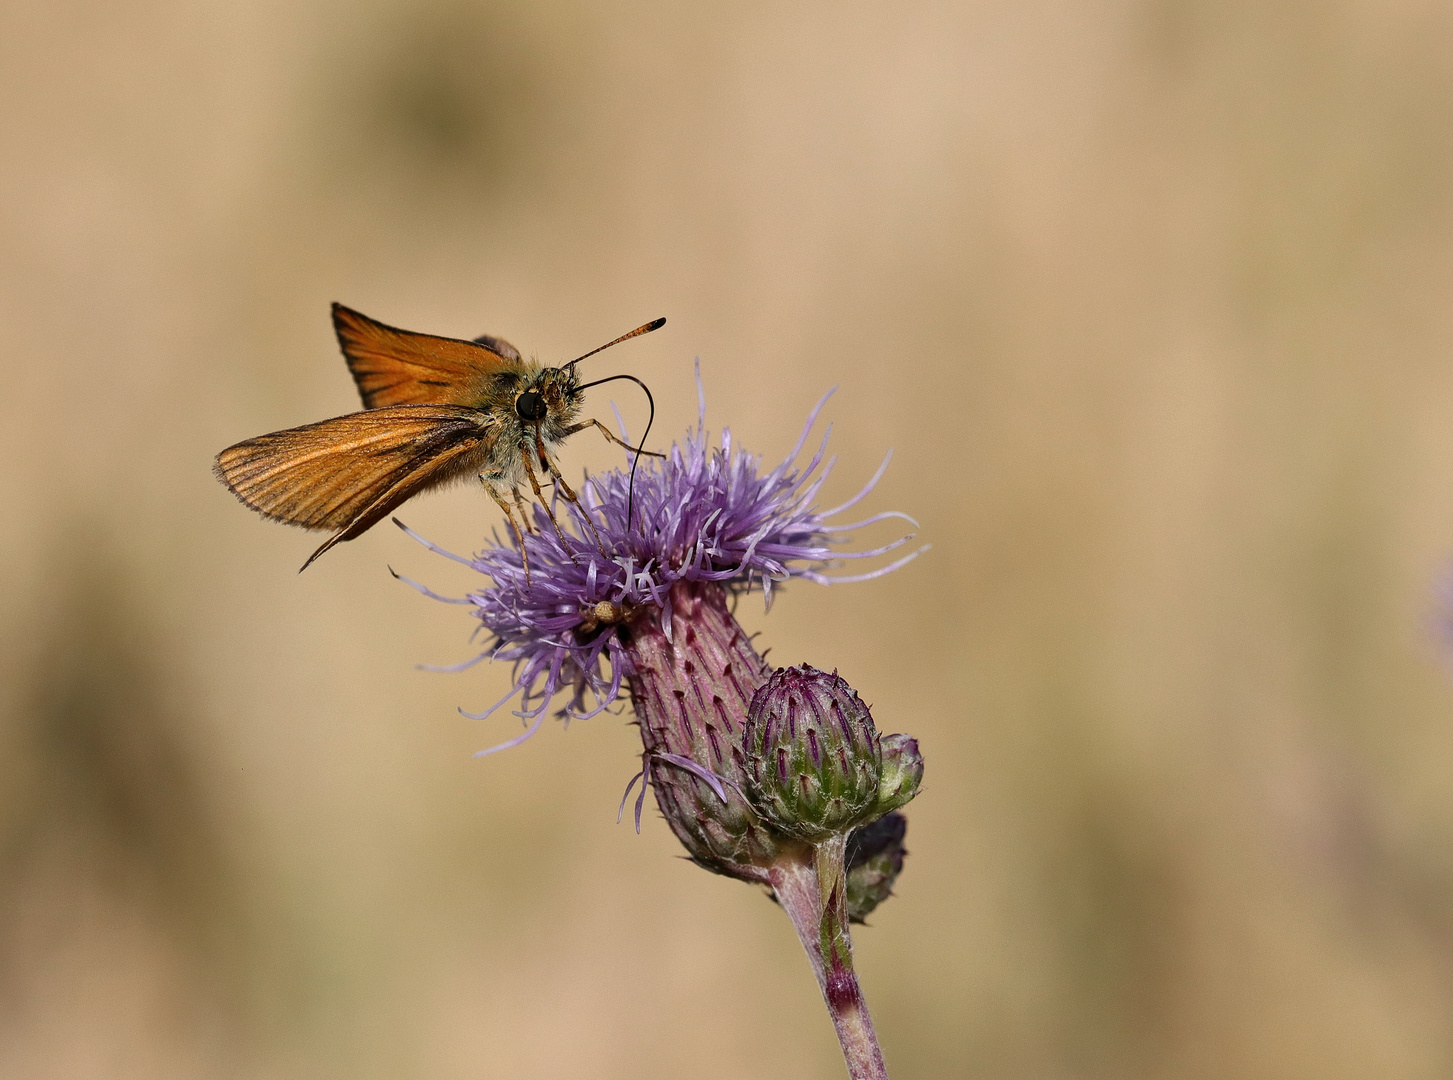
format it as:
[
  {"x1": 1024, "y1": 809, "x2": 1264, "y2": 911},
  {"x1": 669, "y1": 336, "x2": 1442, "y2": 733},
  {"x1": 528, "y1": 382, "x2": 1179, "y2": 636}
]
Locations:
[
  {"x1": 621, "y1": 581, "x2": 891, "y2": 1077},
  {"x1": 770, "y1": 850, "x2": 890, "y2": 1080}
]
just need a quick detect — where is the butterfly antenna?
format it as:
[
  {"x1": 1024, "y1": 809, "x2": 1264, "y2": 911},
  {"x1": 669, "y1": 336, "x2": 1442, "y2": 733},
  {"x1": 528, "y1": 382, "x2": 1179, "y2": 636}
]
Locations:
[
  {"x1": 576, "y1": 374, "x2": 657, "y2": 533},
  {"x1": 566, "y1": 317, "x2": 665, "y2": 370}
]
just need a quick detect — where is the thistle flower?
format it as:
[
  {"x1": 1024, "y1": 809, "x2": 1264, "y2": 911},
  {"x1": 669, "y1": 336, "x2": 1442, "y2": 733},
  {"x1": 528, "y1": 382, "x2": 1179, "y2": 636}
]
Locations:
[
  {"x1": 743, "y1": 664, "x2": 885, "y2": 843},
  {"x1": 846, "y1": 811, "x2": 909, "y2": 923},
  {"x1": 875, "y1": 733, "x2": 924, "y2": 817},
  {"x1": 401, "y1": 374, "x2": 921, "y2": 752},
  {"x1": 398, "y1": 371, "x2": 925, "y2": 1080}
]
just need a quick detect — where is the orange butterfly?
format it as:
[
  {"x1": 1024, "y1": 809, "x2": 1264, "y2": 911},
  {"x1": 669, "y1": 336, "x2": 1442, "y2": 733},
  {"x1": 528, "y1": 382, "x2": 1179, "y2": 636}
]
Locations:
[{"x1": 214, "y1": 304, "x2": 663, "y2": 572}]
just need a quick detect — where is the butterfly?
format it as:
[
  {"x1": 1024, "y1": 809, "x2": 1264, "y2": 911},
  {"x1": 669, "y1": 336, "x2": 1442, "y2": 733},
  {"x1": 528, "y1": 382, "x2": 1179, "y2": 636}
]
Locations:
[{"x1": 214, "y1": 303, "x2": 664, "y2": 573}]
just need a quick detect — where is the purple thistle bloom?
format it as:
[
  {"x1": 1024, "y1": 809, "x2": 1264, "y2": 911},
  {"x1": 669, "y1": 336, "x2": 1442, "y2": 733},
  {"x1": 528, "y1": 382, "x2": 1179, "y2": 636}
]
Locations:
[{"x1": 398, "y1": 369, "x2": 924, "y2": 752}]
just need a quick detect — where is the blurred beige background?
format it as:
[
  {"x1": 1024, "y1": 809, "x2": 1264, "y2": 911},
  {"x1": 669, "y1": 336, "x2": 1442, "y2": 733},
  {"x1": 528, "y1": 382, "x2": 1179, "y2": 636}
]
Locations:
[{"x1": 5, "y1": 1, "x2": 1453, "y2": 1077}]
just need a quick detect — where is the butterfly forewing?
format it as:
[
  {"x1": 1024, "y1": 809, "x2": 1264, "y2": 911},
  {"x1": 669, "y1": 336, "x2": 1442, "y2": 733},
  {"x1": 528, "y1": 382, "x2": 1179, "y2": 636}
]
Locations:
[
  {"x1": 332, "y1": 303, "x2": 522, "y2": 409},
  {"x1": 214, "y1": 406, "x2": 496, "y2": 548}
]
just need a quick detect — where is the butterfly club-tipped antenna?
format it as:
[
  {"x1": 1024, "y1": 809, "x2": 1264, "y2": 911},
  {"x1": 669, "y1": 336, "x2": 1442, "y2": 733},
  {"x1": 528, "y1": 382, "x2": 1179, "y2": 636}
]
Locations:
[{"x1": 564, "y1": 317, "x2": 666, "y2": 372}]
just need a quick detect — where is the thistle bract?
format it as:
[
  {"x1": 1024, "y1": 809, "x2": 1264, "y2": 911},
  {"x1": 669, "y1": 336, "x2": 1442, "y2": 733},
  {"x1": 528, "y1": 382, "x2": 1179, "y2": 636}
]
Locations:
[{"x1": 744, "y1": 665, "x2": 883, "y2": 843}]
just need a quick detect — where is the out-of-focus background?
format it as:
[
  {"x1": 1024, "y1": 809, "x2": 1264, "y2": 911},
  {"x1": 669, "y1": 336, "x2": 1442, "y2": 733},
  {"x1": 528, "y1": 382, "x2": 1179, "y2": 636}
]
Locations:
[{"x1": 5, "y1": 1, "x2": 1453, "y2": 1077}]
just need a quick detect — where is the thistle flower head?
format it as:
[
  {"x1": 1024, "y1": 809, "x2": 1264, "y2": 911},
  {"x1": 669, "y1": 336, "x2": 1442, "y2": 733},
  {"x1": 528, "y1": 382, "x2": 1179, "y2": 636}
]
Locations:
[
  {"x1": 743, "y1": 664, "x2": 884, "y2": 843},
  {"x1": 875, "y1": 732, "x2": 924, "y2": 817},
  {"x1": 400, "y1": 372, "x2": 924, "y2": 749},
  {"x1": 845, "y1": 811, "x2": 909, "y2": 923}
]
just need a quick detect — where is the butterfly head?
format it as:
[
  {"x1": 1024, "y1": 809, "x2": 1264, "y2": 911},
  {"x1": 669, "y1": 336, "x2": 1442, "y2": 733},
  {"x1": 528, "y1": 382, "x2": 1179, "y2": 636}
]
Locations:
[{"x1": 515, "y1": 364, "x2": 584, "y2": 439}]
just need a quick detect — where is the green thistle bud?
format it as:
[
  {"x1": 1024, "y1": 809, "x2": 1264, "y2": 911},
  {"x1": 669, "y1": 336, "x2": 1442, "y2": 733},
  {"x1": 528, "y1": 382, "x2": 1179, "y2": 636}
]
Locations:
[
  {"x1": 875, "y1": 732, "x2": 923, "y2": 816},
  {"x1": 846, "y1": 811, "x2": 909, "y2": 922},
  {"x1": 743, "y1": 665, "x2": 883, "y2": 843}
]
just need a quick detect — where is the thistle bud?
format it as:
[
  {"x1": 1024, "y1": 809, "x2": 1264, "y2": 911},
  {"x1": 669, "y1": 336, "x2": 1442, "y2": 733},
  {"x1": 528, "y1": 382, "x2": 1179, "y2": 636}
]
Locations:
[
  {"x1": 743, "y1": 665, "x2": 883, "y2": 843},
  {"x1": 846, "y1": 811, "x2": 909, "y2": 922},
  {"x1": 875, "y1": 732, "x2": 923, "y2": 816}
]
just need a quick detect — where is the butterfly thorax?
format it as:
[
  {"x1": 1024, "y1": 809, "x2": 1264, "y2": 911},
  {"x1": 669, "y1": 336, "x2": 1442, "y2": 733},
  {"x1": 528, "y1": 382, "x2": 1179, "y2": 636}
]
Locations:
[{"x1": 464, "y1": 363, "x2": 583, "y2": 488}]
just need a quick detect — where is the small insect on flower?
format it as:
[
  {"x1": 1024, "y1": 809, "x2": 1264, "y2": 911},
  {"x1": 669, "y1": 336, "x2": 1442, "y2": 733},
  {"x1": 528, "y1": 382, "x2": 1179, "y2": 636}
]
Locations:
[{"x1": 213, "y1": 304, "x2": 664, "y2": 574}]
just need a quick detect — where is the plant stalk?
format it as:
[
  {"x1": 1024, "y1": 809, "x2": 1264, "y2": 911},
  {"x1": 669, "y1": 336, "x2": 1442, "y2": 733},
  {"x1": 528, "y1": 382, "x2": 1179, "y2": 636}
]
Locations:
[{"x1": 770, "y1": 848, "x2": 889, "y2": 1080}]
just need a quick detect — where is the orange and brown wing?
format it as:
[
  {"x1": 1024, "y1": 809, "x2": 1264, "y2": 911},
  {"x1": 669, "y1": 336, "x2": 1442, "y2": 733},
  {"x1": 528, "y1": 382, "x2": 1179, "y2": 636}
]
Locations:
[
  {"x1": 214, "y1": 405, "x2": 496, "y2": 568},
  {"x1": 332, "y1": 303, "x2": 523, "y2": 409}
]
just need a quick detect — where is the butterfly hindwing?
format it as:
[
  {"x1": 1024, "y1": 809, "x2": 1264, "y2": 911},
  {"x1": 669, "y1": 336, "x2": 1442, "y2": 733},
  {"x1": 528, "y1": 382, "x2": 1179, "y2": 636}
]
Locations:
[
  {"x1": 332, "y1": 303, "x2": 523, "y2": 409},
  {"x1": 471, "y1": 333, "x2": 522, "y2": 362}
]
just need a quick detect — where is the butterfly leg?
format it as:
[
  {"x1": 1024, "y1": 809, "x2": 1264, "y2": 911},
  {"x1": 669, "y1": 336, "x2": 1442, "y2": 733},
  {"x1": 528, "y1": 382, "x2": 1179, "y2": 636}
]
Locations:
[
  {"x1": 510, "y1": 484, "x2": 537, "y2": 534},
  {"x1": 532, "y1": 426, "x2": 605, "y2": 552},
  {"x1": 550, "y1": 471, "x2": 605, "y2": 554},
  {"x1": 561, "y1": 418, "x2": 667, "y2": 459},
  {"x1": 521, "y1": 444, "x2": 579, "y2": 562},
  {"x1": 485, "y1": 482, "x2": 532, "y2": 584}
]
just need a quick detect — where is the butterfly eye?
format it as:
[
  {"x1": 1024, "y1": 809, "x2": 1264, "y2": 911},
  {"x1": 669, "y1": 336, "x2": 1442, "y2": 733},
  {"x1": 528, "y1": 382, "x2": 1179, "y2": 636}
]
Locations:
[{"x1": 515, "y1": 391, "x2": 547, "y2": 421}]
